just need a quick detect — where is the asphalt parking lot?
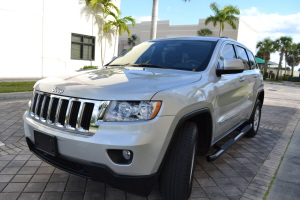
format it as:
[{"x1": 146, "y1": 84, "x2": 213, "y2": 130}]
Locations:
[{"x1": 0, "y1": 82, "x2": 299, "y2": 200}]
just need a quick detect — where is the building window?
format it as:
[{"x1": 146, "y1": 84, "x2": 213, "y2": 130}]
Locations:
[{"x1": 71, "y1": 34, "x2": 95, "y2": 60}]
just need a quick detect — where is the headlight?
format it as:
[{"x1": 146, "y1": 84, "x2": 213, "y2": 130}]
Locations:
[{"x1": 104, "y1": 101, "x2": 162, "y2": 121}]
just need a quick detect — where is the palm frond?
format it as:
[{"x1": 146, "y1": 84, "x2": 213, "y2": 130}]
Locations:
[{"x1": 210, "y1": 2, "x2": 220, "y2": 15}]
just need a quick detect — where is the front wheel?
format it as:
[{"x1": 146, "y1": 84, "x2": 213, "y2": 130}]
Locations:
[
  {"x1": 245, "y1": 99, "x2": 262, "y2": 137},
  {"x1": 160, "y1": 121, "x2": 198, "y2": 200}
]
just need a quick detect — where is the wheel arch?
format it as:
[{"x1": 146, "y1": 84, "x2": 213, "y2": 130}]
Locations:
[
  {"x1": 257, "y1": 89, "x2": 264, "y2": 106},
  {"x1": 158, "y1": 108, "x2": 213, "y2": 173}
]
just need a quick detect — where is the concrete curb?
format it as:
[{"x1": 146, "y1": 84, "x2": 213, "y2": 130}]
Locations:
[
  {"x1": 241, "y1": 106, "x2": 300, "y2": 199},
  {"x1": 0, "y1": 91, "x2": 32, "y2": 100}
]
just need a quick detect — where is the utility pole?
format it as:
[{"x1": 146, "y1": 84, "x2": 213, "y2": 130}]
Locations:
[{"x1": 150, "y1": 0, "x2": 158, "y2": 40}]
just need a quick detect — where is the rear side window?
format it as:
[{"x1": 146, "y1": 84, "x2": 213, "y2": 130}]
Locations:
[
  {"x1": 221, "y1": 44, "x2": 236, "y2": 59},
  {"x1": 246, "y1": 50, "x2": 257, "y2": 70},
  {"x1": 236, "y1": 46, "x2": 250, "y2": 70}
]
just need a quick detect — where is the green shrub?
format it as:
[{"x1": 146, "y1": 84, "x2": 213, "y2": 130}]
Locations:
[
  {"x1": 280, "y1": 74, "x2": 290, "y2": 81},
  {"x1": 270, "y1": 73, "x2": 275, "y2": 79},
  {"x1": 83, "y1": 65, "x2": 98, "y2": 70}
]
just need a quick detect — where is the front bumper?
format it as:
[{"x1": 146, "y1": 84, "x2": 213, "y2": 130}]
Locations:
[
  {"x1": 26, "y1": 137, "x2": 157, "y2": 196},
  {"x1": 23, "y1": 109, "x2": 178, "y2": 195}
]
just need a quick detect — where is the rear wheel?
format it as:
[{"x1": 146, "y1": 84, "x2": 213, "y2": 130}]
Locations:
[
  {"x1": 245, "y1": 99, "x2": 261, "y2": 137},
  {"x1": 160, "y1": 121, "x2": 198, "y2": 200}
]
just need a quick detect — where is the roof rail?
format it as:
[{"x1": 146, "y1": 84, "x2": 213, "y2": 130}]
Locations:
[{"x1": 220, "y1": 36, "x2": 229, "y2": 38}]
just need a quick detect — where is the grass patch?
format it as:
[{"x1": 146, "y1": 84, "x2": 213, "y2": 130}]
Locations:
[
  {"x1": 295, "y1": 83, "x2": 300, "y2": 85},
  {"x1": 0, "y1": 81, "x2": 36, "y2": 93},
  {"x1": 83, "y1": 65, "x2": 98, "y2": 70}
]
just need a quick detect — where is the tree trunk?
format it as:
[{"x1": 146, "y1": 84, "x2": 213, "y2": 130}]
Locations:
[
  {"x1": 263, "y1": 60, "x2": 268, "y2": 80},
  {"x1": 276, "y1": 50, "x2": 284, "y2": 80},
  {"x1": 263, "y1": 52, "x2": 269, "y2": 80},
  {"x1": 113, "y1": 29, "x2": 118, "y2": 56},
  {"x1": 219, "y1": 23, "x2": 222, "y2": 37},
  {"x1": 100, "y1": 13, "x2": 105, "y2": 67},
  {"x1": 284, "y1": 52, "x2": 287, "y2": 76},
  {"x1": 150, "y1": 0, "x2": 159, "y2": 40}
]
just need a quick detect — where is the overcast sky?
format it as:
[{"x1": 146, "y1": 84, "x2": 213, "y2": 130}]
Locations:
[{"x1": 120, "y1": 0, "x2": 300, "y2": 69}]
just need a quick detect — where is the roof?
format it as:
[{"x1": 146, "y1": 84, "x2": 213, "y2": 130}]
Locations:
[
  {"x1": 255, "y1": 57, "x2": 278, "y2": 65},
  {"x1": 151, "y1": 36, "x2": 221, "y2": 42}
]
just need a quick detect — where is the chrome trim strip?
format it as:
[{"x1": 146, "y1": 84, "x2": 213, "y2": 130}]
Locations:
[
  {"x1": 219, "y1": 113, "x2": 238, "y2": 125},
  {"x1": 30, "y1": 93, "x2": 36, "y2": 117},
  {"x1": 34, "y1": 94, "x2": 41, "y2": 119},
  {"x1": 76, "y1": 102, "x2": 84, "y2": 132},
  {"x1": 54, "y1": 98, "x2": 63, "y2": 127},
  {"x1": 64, "y1": 99, "x2": 73, "y2": 128},
  {"x1": 39, "y1": 95, "x2": 47, "y2": 122},
  {"x1": 46, "y1": 96, "x2": 54, "y2": 124}
]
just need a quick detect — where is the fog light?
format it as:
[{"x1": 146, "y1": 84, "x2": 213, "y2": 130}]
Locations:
[
  {"x1": 107, "y1": 149, "x2": 133, "y2": 165},
  {"x1": 123, "y1": 150, "x2": 131, "y2": 160}
]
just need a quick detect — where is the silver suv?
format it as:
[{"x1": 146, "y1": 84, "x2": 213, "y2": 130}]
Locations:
[{"x1": 23, "y1": 37, "x2": 264, "y2": 200}]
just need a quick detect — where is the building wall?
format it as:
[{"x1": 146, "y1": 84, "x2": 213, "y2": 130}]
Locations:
[
  {"x1": 0, "y1": 0, "x2": 120, "y2": 79},
  {"x1": 237, "y1": 19, "x2": 257, "y2": 53},
  {"x1": 119, "y1": 18, "x2": 257, "y2": 55}
]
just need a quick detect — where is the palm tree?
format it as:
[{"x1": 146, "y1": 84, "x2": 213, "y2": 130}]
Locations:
[
  {"x1": 197, "y1": 28, "x2": 213, "y2": 37},
  {"x1": 150, "y1": 0, "x2": 190, "y2": 39},
  {"x1": 256, "y1": 38, "x2": 279, "y2": 80},
  {"x1": 205, "y1": 2, "x2": 240, "y2": 37},
  {"x1": 128, "y1": 34, "x2": 138, "y2": 46},
  {"x1": 104, "y1": 13, "x2": 136, "y2": 56},
  {"x1": 85, "y1": 0, "x2": 120, "y2": 18},
  {"x1": 275, "y1": 36, "x2": 293, "y2": 80},
  {"x1": 85, "y1": 0, "x2": 121, "y2": 66},
  {"x1": 285, "y1": 43, "x2": 300, "y2": 77}
]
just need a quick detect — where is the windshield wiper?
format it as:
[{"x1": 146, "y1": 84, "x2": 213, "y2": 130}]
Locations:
[{"x1": 132, "y1": 64, "x2": 170, "y2": 69}]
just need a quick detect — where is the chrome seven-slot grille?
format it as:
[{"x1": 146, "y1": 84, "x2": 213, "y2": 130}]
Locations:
[{"x1": 30, "y1": 91, "x2": 109, "y2": 135}]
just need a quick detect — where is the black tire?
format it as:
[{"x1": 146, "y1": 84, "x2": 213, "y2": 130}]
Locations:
[
  {"x1": 245, "y1": 99, "x2": 262, "y2": 138},
  {"x1": 160, "y1": 121, "x2": 198, "y2": 200}
]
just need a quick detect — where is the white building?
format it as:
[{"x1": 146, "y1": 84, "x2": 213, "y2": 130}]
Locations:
[
  {"x1": 119, "y1": 19, "x2": 257, "y2": 55},
  {"x1": 0, "y1": 0, "x2": 120, "y2": 79}
]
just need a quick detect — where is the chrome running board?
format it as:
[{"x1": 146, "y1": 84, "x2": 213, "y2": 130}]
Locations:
[{"x1": 206, "y1": 124, "x2": 252, "y2": 162}]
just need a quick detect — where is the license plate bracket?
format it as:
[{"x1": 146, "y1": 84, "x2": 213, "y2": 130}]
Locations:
[{"x1": 34, "y1": 130, "x2": 58, "y2": 156}]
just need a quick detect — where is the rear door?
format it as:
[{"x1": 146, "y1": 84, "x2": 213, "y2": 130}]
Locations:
[{"x1": 235, "y1": 46, "x2": 257, "y2": 119}]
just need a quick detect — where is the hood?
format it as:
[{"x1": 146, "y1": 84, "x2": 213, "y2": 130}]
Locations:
[{"x1": 34, "y1": 66, "x2": 202, "y2": 100}]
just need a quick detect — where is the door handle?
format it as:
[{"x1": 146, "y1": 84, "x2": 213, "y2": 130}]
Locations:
[{"x1": 239, "y1": 77, "x2": 245, "y2": 82}]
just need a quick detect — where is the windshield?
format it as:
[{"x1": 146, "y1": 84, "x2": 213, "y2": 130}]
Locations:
[{"x1": 108, "y1": 40, "x2": 217, "y2": 71}]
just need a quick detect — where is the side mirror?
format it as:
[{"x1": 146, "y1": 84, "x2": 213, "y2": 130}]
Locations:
[{"x1": 216, "y1": 58, "x2": 244, "y2": 76}]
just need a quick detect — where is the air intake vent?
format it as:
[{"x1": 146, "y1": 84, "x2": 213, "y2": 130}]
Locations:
[
  {"x1": 80, "y1": 103, "x2": 94, "y2": 130},
  {"x1": 30, "y1": 91, "x2": 110, "y2": 135},
  {"x1": 69, "y1": 101, "x2": 81, "y2": 128},
  {"x1": 49, "y1": 98, "x2": 59, "y2": 123},
  {"x1": 57, "y1": 99, "x2": 69, "y2": 126}
]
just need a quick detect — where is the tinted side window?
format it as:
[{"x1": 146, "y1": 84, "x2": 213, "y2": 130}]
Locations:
[
  {"x1": 246, "y1": 50, "x2": 257, "y2": 70},
  {"x1": 236, "y1": 46, "x2": 250, "y2": 70},
  {"x1": 221, "y1": 44, "x2": 236, "y2": 59}
]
